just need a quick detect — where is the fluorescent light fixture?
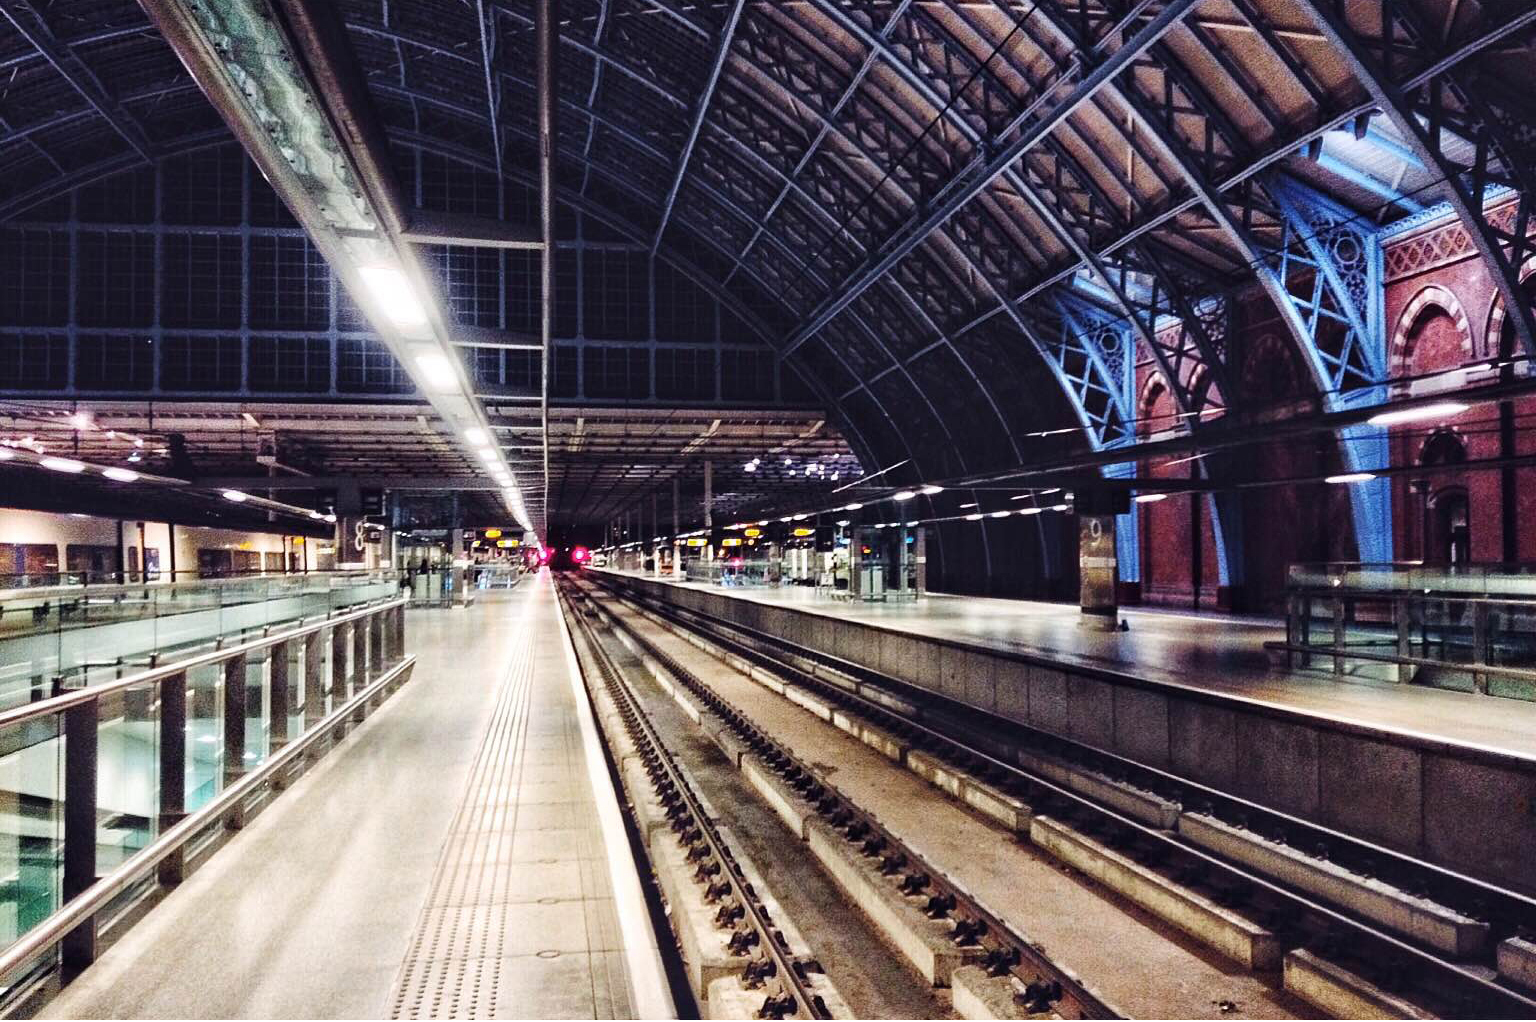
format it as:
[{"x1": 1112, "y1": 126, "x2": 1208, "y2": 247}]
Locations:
[
  {"x1": 359, "y1": 266, "x2": 429, "y2": 328},
  {"x1": 464, "y1": 427, "x2": 490, "y2": 447},
  {"x1": 836, "y1": 519, "x2": 851, "y2": 527},
  {"x1": 102, "y1": 468, "x2": 139, "y2": 483},
  {"x1": 965, "y1": 513, "x2": 983, "y2": 521},
  {"x1": 793, "y1": 513, "x2": 808, "y2": 521},
  {"x1": 779, "y1": 516, "x2": 793, "y2": 523},
  {"x1": 1366, "y1": 401, "x2": 1469, "y2": 427},
  {"x1": 40, "y1": 457, "x2": 84, "y2": 473},
  {"x1": 959, "y1": 502, "x2": 976, "y2": 509},
  {"x1": 1010, "y1": 494, "x2": 1030, "y2": 500},
  {"x1": 478, "y1": 447, "x2": 500, "y2": 462},
  {"x1": 919, "y1": 484, "x2": 943, "y2": 495},
  {"x1": 222, "y1": 490, "x2": 249, "y2": 503},
  {"x1": 1039, "y1": 487, "x2": 1060, "y2": 495},
  {"x1": 905, "y1": 520, "x2": 918, "y2": 526},
  {"x1": 308, "y1": 511, "x2": 324, "y2": 520},
  {"x1": 991, "y1": 510, "x2": 1010, "y2": 518},
  {"x1": 1325, "y1": 472, "x2": 1377, "y2": 484},
  {"x1": 1134, "y1": 493, "x2": 1169, "y2": 504},
  {"x1": 414, "y1": 353, "x2": 458, "y2": 391},
  {"x1": 892, "y1": 490, "x2": 916, "y2": 502},
  {"x1": 324, "y1": 513, "x2": 337, "y2": 523},
  {"x1": 1020, "y1": 507, "x2": 1044, "y2": 515},
  {"x1": 1050, "y1": 503, "x2": 1069, "y2": 512},
  {"x1": 843, "y1": 503, "x2": 863, "y2": 511}
]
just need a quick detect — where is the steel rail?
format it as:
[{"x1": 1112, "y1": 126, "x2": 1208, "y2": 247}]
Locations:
[
  {"x1": 0, "y1": 649, "x2": 417, "y2": 987},
  {"x1": 0, "y1": 596, "x2": 406, "y2": 731},
  {"x1": 557, "y1": 581, "x2": 829, "y2": 1020},
  {"x1": 572, "y1": 578, "x2": 1119, "y2": 1020},
  {"x1": 595, "y1": 575, "x2": 1536, "y2": 1019}
]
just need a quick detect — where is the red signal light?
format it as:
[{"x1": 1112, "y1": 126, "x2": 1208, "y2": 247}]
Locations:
[{"x1": 572, "y1": 546, "x2": 590, "y2": 563}]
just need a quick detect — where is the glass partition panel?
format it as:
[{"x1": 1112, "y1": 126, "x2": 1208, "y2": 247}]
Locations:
[
  {"x1": 0, "y1": 714, "x2": 61, "y2": 950},
  {"x1": 94, "y1": 683, "x2": 160, "y2": 874},
  {"x1": 184, "y1": 663, "x2": 224, "y2": 813},
  {"x1": 242, "y1": 649, "x2": 271, "y2": 771}
]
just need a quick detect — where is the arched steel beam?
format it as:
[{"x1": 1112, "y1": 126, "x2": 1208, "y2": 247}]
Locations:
[
  {"x1": 1294, "y1": 0, "x2": 1536, "y2": 360},
  {"x1": 777, "y1": 0, "x2": 1201, "y2": 355},
  {"x1": 652, "y1": 0, "x2": 744, "y2": 255}
]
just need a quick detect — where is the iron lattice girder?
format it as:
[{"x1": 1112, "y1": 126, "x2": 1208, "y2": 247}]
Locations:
[
  {"x1": 1257, "y1": 174, "x2": 1386, "y2": 394},
  {"x1": 777, "y1": 0, "x2": 1203, "y2": 356},
  {"x1": 0, "y1": 0, "x2": 156, "y2": 162},
  {"x1": 1293, "y1": 0, "x2": 1536, "y2": 359}
]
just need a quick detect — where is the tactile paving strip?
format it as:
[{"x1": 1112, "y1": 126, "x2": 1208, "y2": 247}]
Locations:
[{"x1": 387, "y1": 586, "x2": 633, "y2": 1019}]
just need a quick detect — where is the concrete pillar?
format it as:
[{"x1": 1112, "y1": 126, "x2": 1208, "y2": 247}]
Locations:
[
  {"x1": 849, "y1": 528, "x2": 863, "y2": 598},
  {"x1": 1078, "y1": 513, "x2": 1119, "y2": 631},
  {"x1": 703, "y1": 460, "x2": 712, "y2": 530}
]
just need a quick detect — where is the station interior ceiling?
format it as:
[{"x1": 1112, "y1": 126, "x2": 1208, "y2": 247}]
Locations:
[{"x1": 0, "y1": 0, "x2": 1533, "y2": 589}]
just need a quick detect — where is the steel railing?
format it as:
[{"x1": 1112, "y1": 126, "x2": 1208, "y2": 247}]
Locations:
[{"x1": 0, "y1": 596, "x2": 413, "y2": 1008}]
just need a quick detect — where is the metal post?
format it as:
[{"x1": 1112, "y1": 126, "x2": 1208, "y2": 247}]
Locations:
[
  {"x1": 537, "y1": 0, "x2": 556, "y2": 532},
  {"x1": 62, "y1": 700, "x2": 99, "y2": 970},
  {"x1": 269, "y1": 640, "x2": 290, "y2": 751},
  {"x1": 1473, "y1": 601, "x2": 1490, "y2": 695},
  {"x1": 1394, "y1": 599, "x2": 1413, "y2": 684},
  {"x1": 331, "y1": 623, "x2": 350, "y2": 702},
  {"x1": 158, "y1": 671, "x2": 187, "y2": 883},
  {"x1": 353, "y1": 616, "x2": 369, "y2": 685},
  {"x1": 703, "y1": 460, "x2": 713, "y2": 531},
  {"x1": 223, "y1": 654, "x2": 247, "y2": 791},
  {"x1": 304, "y1": 630, "x2": 325, "y2": 723},
  {"x1": 1332, "y1": 595, "x2": 1346, "y2": 676}
]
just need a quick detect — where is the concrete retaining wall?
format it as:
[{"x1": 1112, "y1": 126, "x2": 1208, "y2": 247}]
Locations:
[{"x1": 602, "y1": 572, "x2": 1536, "y2": 896}]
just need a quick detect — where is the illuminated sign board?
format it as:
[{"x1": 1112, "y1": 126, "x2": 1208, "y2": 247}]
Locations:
[
  {"x1": 720, "y1": 537, "x2": 742, "y2": 548},
  {"x1": 792, "y1": 528, "x2": 814, "y2": 538},
  {"x1": 743, "y1": 528, "x2": 762, "y2": 538},
  {"x1": 485, "y1": 528, "x2": 502, "y2": 539},
  {"x1": 685, "y1": 537, "x2": 708, "y2": 547},
  {"x1": 496, "y1": 539, "x2": 515, "y2": 548}
]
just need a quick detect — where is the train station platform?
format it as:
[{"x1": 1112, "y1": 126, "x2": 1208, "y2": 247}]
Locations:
[
  {"x1": 39, "y1": 571, "x2": 670, "y2": 1020},
  {"x1": 593, "y1": 569, "x2": 1536, "y2": 896}
]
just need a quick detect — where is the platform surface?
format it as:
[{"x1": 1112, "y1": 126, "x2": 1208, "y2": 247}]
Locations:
[
  {"x1": 602, "y1": 570, "x2": 1536, "y2": 760},
  {"x1": 41, "y1": 572, "x2": 658, "y2": 1020}
]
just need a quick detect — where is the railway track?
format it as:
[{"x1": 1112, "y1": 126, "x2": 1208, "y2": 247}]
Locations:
[
  {"x1": 565, "y1": 576, "x2": 1120, "y2": 1019},
  {"x1": 558, "y1": 580, "x2": 835, "y2": 1020},
  {"x1": 586, "y1": 571, "x2": 1536, "y2": 1020}
]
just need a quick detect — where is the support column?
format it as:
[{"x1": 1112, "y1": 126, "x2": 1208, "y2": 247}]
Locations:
[
  {"x1": 672, "y1": 476, "x2": 683, "y2": 578},
  {"x1": 304, "y1": 630, "x2": 325, "y2": 723},
  {"x1": 1077, "y1": 488, "x2": 1127, "y2": 631},
  {"x1": 62, "y1": 700, "x2": 99, "y2": 970},
  {"x1": 269, "y1": 641, "x2": 291, "y2": 751},
  {"x1": 223, "y1": 654, "x2": 248, "y2": 789},
  {"x1": 913, "y1": 527, "x2": 927, "y2": 595},
  {"x1": 450, "y1": 521, "x2": 466, "y2": 607},
  {"x1": 703, "y1": 460, "x2": 712, "y2": 530},
  {"x1": 849, "y1": 528, "x2": 863, "y2": 598},
  {"x1": 158, "y1": 671, "x2": 187, "y2": 883}
]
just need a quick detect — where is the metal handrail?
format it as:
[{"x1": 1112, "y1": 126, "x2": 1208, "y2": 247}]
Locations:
[
  {"x1": 0, "y1": 650, "x2": 417, "y2": 985},
  {"x1": 0, "y1": 596, "x2": 408, "y2": 731},
  {"x1": 0, "y1": 569, "x2": 398, "y2": 603}
]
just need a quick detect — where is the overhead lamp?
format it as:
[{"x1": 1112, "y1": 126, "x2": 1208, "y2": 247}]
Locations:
[
  {"x1": 836, "y1": 519, "x2": 851, "y2": 527},
  {"x1": 222, "y1": 490, "x2": 249, "y2": 503},
  {"x1": 465, "y1": 427, "x2": 490, "y2": 447},
  {"x1": 959, "y1": 502, "x2": 976, "y2": 509},
  {"x1": 1325, "y1": 472, "x2": 1377, "y2": 485},
  {"x1": 892, "y1": 490, "x2": 916, "y2": 502},
  {"x1": 744, "y1": 463, "x2": 757, "y2": 472},
  {"x1": 40, "y1": 457, "x2": 84, "y2": 473},
  {"x1": 919, "y1": 485, "x2": 943, "y2": 495},
  {"x1": 843, "y1": 503, "x2": 863, "y2": 511},
  {"x1": 1134, "y1": 493, "x2": 1169, "y2": 504},
  {"x1": 415, "y1": 353, "x2": 459, "y2": 392},
  {"x1": 793, "y1": 513, "x2": 808, "y2": 521},
  {"x1": 990, "y1": 510, "x2": 1010, "y2": 518},
  {"x1": 1039, "y1": 487, "x2": 1061, "y2": 495},
  {"x1": 1050, "y1": 503, "x2": 1069, "y2": 512},
  {"x1": 1020, "y1": 507, "x2": 1044, "y2": 515},
  {"x1": 905, "y1": 520, "x2": 919, "y2": 526},
  {"x1": 102, "y1": 468, "x2": 139, "y2": 483},
  {"x1": 324, "y1": 513, "x2": 337, "y2": 524},
  {"x1": 477, "y1": 446, "x2": 500, "y2": 462},
  {"x1": 1366, "y1": 401, "x2": 1469, "y2": 428},
  {"x1": 779, "y1": 516, "x2": 793, "y2": 523},
  {"x1": 359, "y1": 266, "x2": 429, "y2": 328},
  {"x1": 965, "y1": 513, "x2": 983, "y2": 521},
  {"x1": 308, "y1": 511, "x2": 324, "y2": 520}
]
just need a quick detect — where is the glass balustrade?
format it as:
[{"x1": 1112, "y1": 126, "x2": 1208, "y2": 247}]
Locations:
[
  {"x1": 0, "y1": 571, "x2": 399, "y2": 712},
  {"x1": 0, "y1": 597, "x2": 410, "y2": 1004}
]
